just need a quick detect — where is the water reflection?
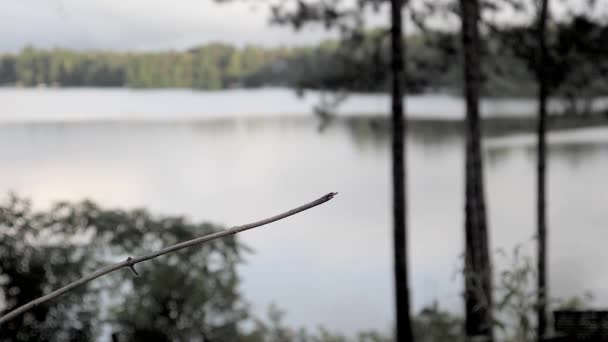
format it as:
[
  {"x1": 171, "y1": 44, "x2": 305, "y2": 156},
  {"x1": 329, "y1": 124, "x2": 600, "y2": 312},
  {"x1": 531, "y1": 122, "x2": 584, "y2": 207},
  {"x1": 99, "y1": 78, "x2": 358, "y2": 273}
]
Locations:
[
  {"x1": 343, "y1": 117, "x2": 463, "y2": 153},
  {"x1": 530, "y1": 142, "x2": 608, "y2": 169}
]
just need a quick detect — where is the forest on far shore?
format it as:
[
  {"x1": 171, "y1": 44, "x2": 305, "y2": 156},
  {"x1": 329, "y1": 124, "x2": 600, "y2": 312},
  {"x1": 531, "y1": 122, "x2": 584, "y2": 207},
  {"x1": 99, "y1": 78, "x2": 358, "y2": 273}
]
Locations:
[
  {"x1": 1, "y1": 16, "x2": 607, "y2": 101},
  {"x1": 0, "y1": 37, "x2": 530, "y2": 94}
]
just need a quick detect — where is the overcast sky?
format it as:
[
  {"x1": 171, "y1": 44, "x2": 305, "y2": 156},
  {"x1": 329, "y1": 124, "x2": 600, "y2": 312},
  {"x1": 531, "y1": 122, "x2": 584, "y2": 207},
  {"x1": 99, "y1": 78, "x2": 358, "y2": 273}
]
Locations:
[
  {"x1": 2, "y1": 0, "x2": 604, "y2": 53},
  {"x1": 0, "y1": 0, "x2": 339, "y2": 53}
]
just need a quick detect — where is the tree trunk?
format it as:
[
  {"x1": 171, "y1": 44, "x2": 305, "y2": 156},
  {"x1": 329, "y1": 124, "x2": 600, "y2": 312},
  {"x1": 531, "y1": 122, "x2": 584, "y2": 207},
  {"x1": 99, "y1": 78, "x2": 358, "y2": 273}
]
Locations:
[
  {"x1": 459, "y1": 0, "x2": 493, "y2": 340},
  {"x1": 536, "y1": 0, "x2": 549, "y2": 340},
  {"x1": 390, "y1": 0, "x2": 413, "y2": 340}
]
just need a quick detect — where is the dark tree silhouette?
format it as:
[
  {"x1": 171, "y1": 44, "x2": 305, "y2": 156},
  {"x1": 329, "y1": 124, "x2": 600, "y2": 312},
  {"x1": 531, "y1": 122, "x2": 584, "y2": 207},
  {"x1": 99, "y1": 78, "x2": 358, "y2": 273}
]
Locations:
[
  {"x1": 235, "y1": 0, "x2": 417, "y2": 339},
  {"x1": 459, "y1": 0, "x2": 493, "y2": 340},
  {"x1": 390, "y1": 0, "x2": 414, "y2": 340},
  {"x1": 535, "y1": 1, "x2": 550, "y2": 341}
]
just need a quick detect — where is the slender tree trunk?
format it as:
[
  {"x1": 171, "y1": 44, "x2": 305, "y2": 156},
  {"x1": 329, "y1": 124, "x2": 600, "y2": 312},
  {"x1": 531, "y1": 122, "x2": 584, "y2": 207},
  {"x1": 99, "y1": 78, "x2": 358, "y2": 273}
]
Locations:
[
  {"x1": 390, "y1": 0, "x2": 413, "y2": 340},
  {"x1": 459, "y1": 0, "x2": 493, "y2": 340},
  {"x1": 536, "y1": 0, "x2": 549, "y2": 340}
]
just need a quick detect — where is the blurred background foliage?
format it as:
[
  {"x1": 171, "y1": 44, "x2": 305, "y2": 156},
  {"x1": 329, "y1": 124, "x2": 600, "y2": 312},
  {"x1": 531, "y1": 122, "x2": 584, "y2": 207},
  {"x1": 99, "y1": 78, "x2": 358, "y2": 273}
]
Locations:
[
  {"x1": 0, "y1": 194, "x2": 469, "y2": 341},
  {"x1": 0, "y1": 194, "x2": 245, "y2": 341},
  {"x1": 5, "y1": 194, "x2": 589, "y2": 341}
]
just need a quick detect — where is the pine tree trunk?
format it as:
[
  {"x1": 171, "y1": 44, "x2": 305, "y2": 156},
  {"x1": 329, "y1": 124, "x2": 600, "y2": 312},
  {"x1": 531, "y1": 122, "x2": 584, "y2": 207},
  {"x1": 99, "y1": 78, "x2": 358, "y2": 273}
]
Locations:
[
  {"x1": 459, "y1": 0, "x2": 493, "y2": 340},
  {"x1": 536, "y1": 0, "x2": 549, "y2": 340},
  {"x1": 390, "y1": 0, "x2": 413, "y2": 340}
]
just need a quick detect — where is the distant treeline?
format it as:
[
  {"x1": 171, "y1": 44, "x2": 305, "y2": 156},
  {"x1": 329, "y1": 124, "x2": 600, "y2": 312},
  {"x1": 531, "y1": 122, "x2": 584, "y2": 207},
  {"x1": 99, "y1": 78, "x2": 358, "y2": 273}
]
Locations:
[
  {"x1": 2, "y1": 20, "x2": 607, "y2": 99},
  {"x1": 0, "y1": 44, "x2": 295, "y2": 89},
  {"x1": 0, "y1": 35, "x2": 535, "y2": 95}
]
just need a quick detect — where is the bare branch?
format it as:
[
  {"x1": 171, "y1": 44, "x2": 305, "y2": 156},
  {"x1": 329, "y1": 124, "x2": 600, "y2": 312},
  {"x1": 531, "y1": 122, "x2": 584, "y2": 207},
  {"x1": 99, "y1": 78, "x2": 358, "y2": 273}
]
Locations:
[{"x1": 0, "y1": 192, "x2": 338, "y2": 325}]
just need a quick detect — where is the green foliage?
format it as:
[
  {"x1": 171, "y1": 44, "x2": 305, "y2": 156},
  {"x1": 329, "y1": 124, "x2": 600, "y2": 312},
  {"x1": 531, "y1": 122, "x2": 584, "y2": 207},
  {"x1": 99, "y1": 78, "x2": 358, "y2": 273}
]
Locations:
[
  {"x1": 455, "y1": 244, "x2": 597, "y2": 342},
  {"x1": 240, "y1": 302, "x2": 463, "y2": 342},
  {"x1": 0, "y1": 32, "x2": 587, "y2": 96},
  {"x1": 413, "y1": 304, "x2": 463, "y2": 342},
  {"x1": 0, "y1": 194, "x2": 99, "y2": 341},
  {"x1": 493, "y1": 246, "x2": 537, "y2": 342},
  {"x1": 491, "y1": 246, "x2": 594, "y2": 342},
  {"x1": 0, "y1": 194, "x2": 248, "y2": 341},
  {"x1": 241, "y1": 303, "x2": 351, "y2": 342},
  {"x1": 555, "y1": 291, "x2": 594, "y2": 311},
  {"x1": 496, "y1": 13, "x2": 608, "y2": 111},
  {"x1": 0, "y1": 44, "x2": 290, "y2": 90},
  {"x1": 92, "y1": 202, "x2": 248, "y2": 341}
]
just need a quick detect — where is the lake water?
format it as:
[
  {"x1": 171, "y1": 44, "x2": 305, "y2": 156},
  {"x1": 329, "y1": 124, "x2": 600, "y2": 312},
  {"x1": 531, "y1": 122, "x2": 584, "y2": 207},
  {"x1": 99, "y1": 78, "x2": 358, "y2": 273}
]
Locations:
[{"x1": 1, "y1": 88, "x2": 607, "y2": 335}]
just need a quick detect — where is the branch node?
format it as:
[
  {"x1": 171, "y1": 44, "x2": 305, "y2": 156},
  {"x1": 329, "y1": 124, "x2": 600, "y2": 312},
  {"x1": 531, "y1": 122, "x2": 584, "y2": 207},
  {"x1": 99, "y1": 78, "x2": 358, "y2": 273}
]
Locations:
[{"x1": 126, "y1": 257, "x2": 139, "y2": 277}]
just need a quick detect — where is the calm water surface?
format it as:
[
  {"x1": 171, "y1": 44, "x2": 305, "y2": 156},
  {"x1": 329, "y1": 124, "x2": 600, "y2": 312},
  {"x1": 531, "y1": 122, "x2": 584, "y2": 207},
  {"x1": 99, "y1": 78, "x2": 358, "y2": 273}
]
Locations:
[{"x1": 1, "y1": 88, "x2": 607, "y2": 334}]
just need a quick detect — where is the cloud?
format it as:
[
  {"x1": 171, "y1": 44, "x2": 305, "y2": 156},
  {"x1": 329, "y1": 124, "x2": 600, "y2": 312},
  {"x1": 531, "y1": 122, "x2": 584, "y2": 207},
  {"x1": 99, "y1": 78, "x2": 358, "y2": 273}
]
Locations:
[{"x1": 0, "y1": 0, "x2": 332, "y2": 52}]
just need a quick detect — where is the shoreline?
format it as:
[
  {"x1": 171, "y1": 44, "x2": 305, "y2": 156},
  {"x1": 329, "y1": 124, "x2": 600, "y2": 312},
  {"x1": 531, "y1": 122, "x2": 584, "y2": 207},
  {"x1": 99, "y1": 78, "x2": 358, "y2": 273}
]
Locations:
[{"x1": 343, "y1": 111, "x2": 608, "y2": 136}]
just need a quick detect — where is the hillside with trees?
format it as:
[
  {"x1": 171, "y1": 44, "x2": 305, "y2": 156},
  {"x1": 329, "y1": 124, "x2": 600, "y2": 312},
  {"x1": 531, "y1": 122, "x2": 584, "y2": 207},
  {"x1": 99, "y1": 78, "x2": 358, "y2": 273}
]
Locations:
[
  {"x1": 0, "y1": 35, "x2": 530, "y2": 95},
  {"x1": 3, "y1": 18, "x2": 607, "y2": 102}
]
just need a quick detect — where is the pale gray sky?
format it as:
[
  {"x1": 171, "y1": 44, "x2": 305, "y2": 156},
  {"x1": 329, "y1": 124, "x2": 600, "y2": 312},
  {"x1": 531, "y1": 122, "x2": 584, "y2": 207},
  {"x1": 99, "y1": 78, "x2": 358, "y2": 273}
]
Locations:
[
  {"x1": 0, "y1": 0, "x2": 338, "y2": 52},
  {"x1": 1, "y1": 0, "x2": 604, "y2": 53}
]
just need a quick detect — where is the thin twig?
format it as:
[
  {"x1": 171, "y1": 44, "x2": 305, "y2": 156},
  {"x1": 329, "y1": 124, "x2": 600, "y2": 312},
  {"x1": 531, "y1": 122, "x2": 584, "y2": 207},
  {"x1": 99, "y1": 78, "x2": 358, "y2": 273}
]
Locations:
[{"x1": 0, "y1": 192, "x2": 337, "y2": 325}]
